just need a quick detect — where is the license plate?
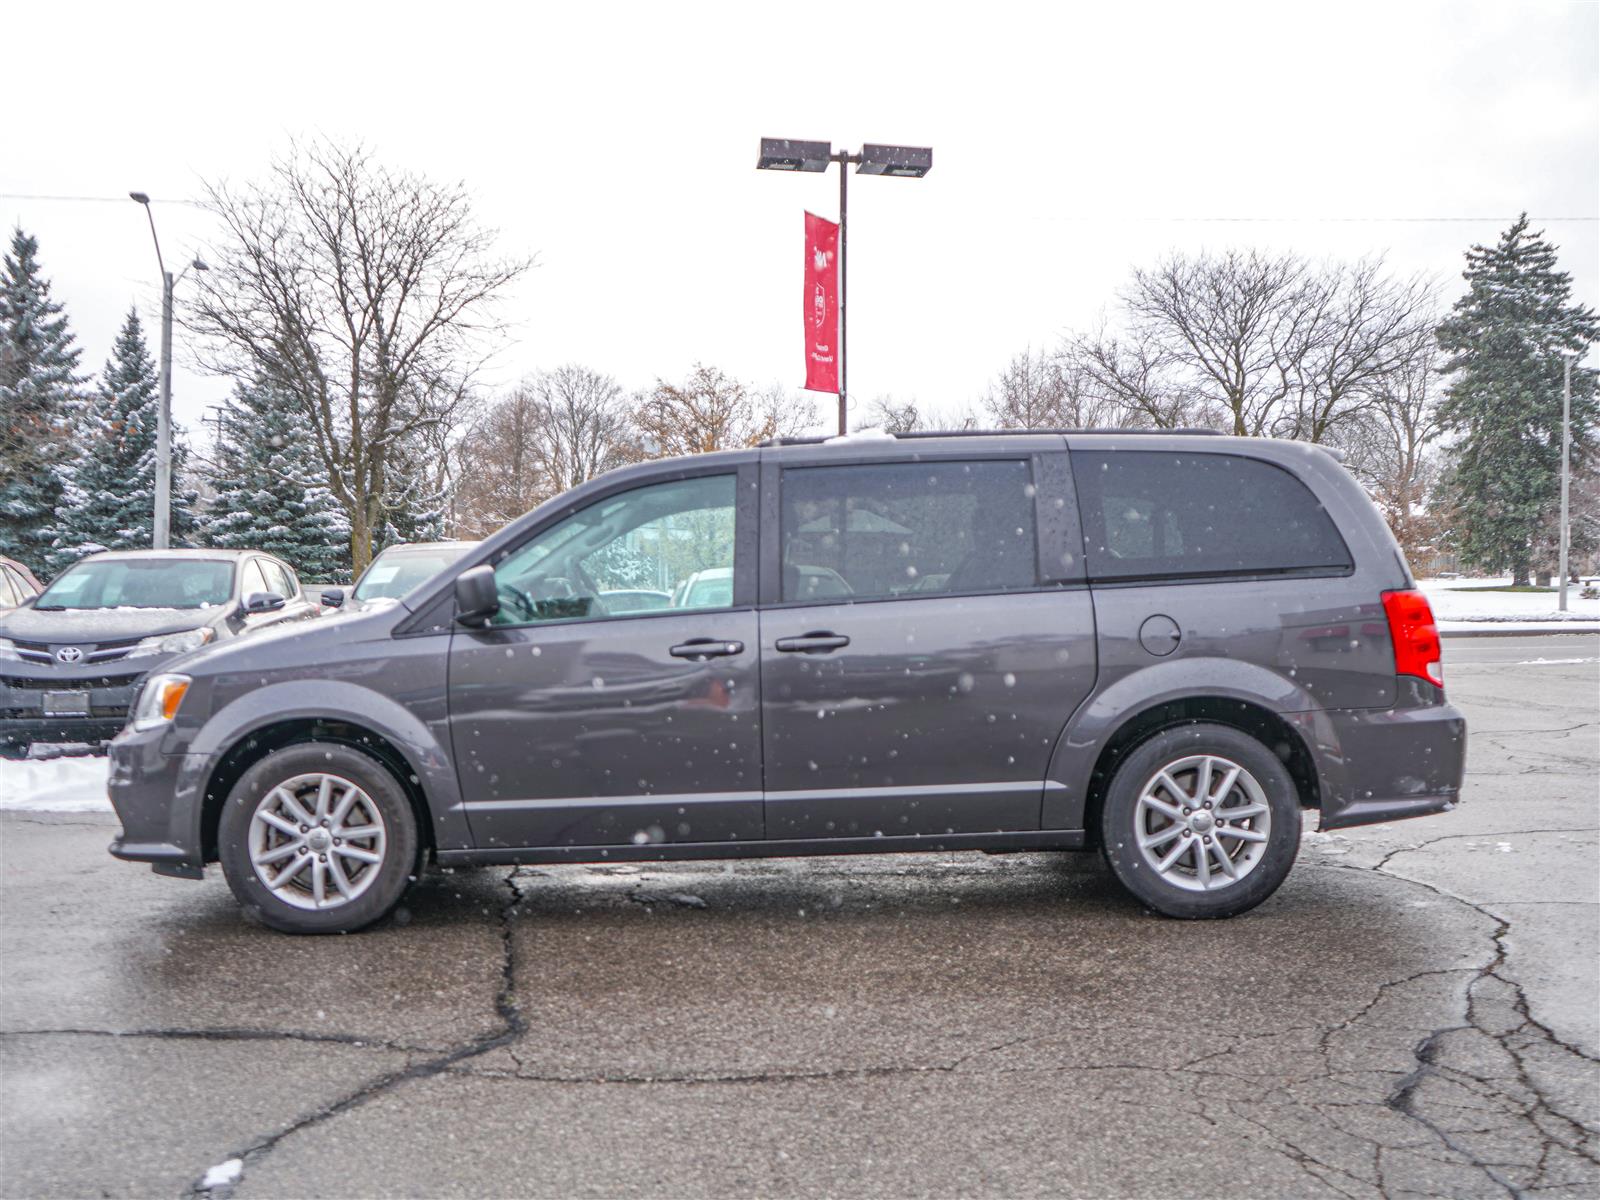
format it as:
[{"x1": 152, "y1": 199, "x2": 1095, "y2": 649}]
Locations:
[{"x1": 42, "y1": 690, "x2": 91, "y2": 716}]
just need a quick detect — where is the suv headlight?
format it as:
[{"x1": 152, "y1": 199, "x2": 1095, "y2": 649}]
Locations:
[
  {"x1": 132, "y1": 674, "x2": 191, "y2": 731},
  {"x1": 0, "y1": 638, "x2": 19, "y2": 662},
  {"x1": 127, "y1": 628, "x2": 215, "y2": 659}
]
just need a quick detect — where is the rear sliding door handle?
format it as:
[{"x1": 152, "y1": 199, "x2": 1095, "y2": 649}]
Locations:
[
  {"x1": 774, "y1": 632, "x2": 851, "y2": 653},
  {"x1": 669, "y1": 638, "x2": 745, "y2": 660}
]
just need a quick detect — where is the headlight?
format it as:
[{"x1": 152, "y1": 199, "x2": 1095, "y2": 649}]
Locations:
[
  {"x1": 0, "y1": 638, "x2": 18, "y2": 662},
  {"x1": 131, "y1": 674, "x2": 191, "y2": 731},
  {"x1": 127, "y1": 628, "x2": 215, "y2": 659}
]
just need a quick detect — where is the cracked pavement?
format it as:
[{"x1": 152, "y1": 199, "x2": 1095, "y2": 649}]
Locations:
[{"x1": 1, "y1": 634, "x2": 1595, "y2": 1198}]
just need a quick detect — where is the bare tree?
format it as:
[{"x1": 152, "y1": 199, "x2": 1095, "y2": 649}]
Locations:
[
  {"x1": 187, "y1": 140, "x2": 531, "y2": 571},
  {"x1": 1275, "y1": 260, "x2": 1437, "y2": 443},
  {"x1": 859, "y1": 395, "x2": 923, "y2": 433},
  {"x1": 1059, "y1": 330, "x2": 1213, "y2": 429},
  {"x1": 1124, "y1": 250, "x2": 1319, "y2": 436},
  {"x1": 634, "y1": 364, "x2": 813, "y2": 456},
  {"x1": 1336, "y1": 326, "x2": 1447, "y2": 565},
  {"x1": 524, "y1": 364, "x2": 639, "y2": 492},
  {"x1": 452, "y1": 365, "x2": 638, "y2": 537},
  {"x1": 981, "y1": 348, "x2": 1073, "y2": 428}
]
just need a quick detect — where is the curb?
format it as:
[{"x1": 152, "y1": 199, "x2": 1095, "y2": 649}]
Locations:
[{"x1": 1440, "y1": 626, "x2": 1600, "y2": 638}]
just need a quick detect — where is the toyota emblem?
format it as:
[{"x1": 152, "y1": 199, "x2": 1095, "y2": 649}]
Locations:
[{"x1": 55, "y1": 646, "x2": 84, "y2": 664}]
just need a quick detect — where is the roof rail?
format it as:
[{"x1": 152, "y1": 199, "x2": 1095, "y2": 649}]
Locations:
[{"x1": 759, "y1": 427, "x2": 1225, "y2": 447}]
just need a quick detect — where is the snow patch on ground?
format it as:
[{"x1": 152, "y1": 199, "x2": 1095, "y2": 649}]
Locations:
[
  {"x1": 199, "y1": 1158, "x2": 243, "y2": 1190},
  {"x1": 1420, "y1": 576, "x2": 1600, "y2": 630},
  {"x1": 0, "y1": 754, "x2": 112, "y2": 812}
]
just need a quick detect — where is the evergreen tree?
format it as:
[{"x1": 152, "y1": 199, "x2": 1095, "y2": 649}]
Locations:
[
  {"x1": 49, "y1": 308, "x2": 199, "y2": 568},
  {"x1": 375, "y1": 437, "x2": 449, "y2": 551},
  {"x1": 1436, "y1": 215, "x2": 1599, "y2": 584},
  {"x1": 0, "y1": 228, "x2": 84, "y2": 575},
  {"x1": 198, "y1": 378, "x2": 350, "y2": 580}
]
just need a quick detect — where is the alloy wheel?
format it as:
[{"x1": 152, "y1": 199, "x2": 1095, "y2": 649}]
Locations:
[
  {"x1": 1133, "y1": 754, "x2": 1273, "y2": 892},
  {"x1": 247, "y1": 772, "x2": 389, "y2": 911}
]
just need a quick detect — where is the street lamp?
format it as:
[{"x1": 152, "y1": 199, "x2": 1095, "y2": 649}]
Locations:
[
  {"x1": 757, "y1": 138, "x2": 933, "y2": 435},
  {"x1": 129, "y1": 192, "x2": 208, "y2": 549},
  {"x1": 1558, "y1": 352, "x2": 1576, "y2": 612}
]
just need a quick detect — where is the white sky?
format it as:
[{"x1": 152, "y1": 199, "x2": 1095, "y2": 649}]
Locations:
[{"x1": 5, "y1": 0, "x2": 1597, "y2": 440}]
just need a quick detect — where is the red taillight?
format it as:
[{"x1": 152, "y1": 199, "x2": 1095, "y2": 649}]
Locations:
[{"x1": 1382, "y1": 589, "x2": 1443, "y2": 688}]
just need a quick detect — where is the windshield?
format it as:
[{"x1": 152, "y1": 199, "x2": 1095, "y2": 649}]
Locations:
[
  {"x1": 354, "y1": 547, "x2": 471, "y2": 600},
  {"x1": 35, "y1": 559, "x2": 235, "y2": 610}
]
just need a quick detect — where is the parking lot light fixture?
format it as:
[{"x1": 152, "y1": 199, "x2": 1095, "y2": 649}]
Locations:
[{"x1": 757, "y1": 138, "x2": 933, "y2": 435}]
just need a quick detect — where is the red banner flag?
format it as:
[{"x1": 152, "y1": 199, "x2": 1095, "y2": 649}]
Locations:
[{"x1": 803, "y1": 211, "x2": 839, "y2": 393}]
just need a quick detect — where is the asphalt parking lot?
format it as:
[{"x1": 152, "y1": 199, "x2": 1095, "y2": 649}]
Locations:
[{"x1": 2, "y1": 634, "x2": 1596, "y2": 1199}]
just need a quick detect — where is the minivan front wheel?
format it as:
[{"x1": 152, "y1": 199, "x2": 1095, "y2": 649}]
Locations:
[
  {"x1": 217, "y1": 742, "x2": 420, "y2": 934},
  {"x1": 1100, "y1": 723, "x2": 1300, "y2": 919}
]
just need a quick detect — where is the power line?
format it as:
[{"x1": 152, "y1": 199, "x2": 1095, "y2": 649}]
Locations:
[
  {"x1": 1, "y1": 194, "x2": 1594, "y2": 224},
  {"x1": 0, "y1": 193, "x2": 211, "y2": 207}
]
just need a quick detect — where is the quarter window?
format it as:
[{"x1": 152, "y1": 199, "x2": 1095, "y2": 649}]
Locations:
[
  {"x1": 1072, "y1": 451, "x2": 1352, "y2": 581},
  {"x1": 779, "y1": 460, "x2": 1039, "y2": 603},
  {"x1": 488, "y1": 475, "x2": 738, "y2": 626}
]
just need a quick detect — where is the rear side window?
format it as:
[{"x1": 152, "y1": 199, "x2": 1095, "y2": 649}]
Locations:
[
  {"x1": 1072, "y1": 451, "x2": 1351, "y2": 581},
  {"x1": 780, "y1": 460, "x2": 1038, "y2": 603}
]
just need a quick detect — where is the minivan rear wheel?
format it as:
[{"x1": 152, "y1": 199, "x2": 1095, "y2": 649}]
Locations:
[
  {"x1": 217, "y1": 742, "x2": 420, "y2": 934},
  {"x1": 1100, "y1": 723, "x2": 1300, "y2": 919}
]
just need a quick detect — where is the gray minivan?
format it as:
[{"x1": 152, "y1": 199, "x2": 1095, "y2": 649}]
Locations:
[{"x1": 105, "y1": 431, "x2": 1465, "y2": 933}]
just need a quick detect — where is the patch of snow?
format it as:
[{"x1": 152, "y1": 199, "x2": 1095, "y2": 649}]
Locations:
[
  {"x1": 0, "y1": 755, "x2": 113, "y2": 812},
  {"x1": 199, "y1": 1158, "x2": 243, "y2": 1190},
  {"x1": 1419, "y1": 576, "x2": 1600, "y2": 626}
]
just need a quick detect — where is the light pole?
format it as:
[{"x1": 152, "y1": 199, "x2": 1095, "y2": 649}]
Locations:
[
  {"x1": 1558, "y1": 352, "x2": 1574, "y2": 612},
  {"x1": 129, "y1": 192, "x2": 207, "y2": 549},
  {"x1": 757, "y1": 139, "x2": 933, "y2": 435}
]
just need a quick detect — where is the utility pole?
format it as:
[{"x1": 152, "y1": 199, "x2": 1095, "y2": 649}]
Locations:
[
  {"x1": 129, "y1": 193, "x2": 206, "y2": 549},
  {"x1": 1558, "y1": 353, "x2": 1572, "y2": 612}
]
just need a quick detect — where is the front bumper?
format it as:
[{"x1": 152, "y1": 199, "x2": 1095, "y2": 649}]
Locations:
[
  {"x1": 106, "y1": 724, "x2": 210, "y2": 878},
  {"x1": 0, "y1": 657, "x2": 167, "y2": 745},
  {"x1": 1293, "y1": 699, "x2": 1468, "y2": 830}
]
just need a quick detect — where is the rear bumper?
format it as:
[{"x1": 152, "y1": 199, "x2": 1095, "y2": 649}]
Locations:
[{"x1": 1291, "y1": 700, "x2": 1468, "y2": 831}]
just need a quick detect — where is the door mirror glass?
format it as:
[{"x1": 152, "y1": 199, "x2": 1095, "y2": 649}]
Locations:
[
  {"x1": 319, "y1": 588, "x2": 345, "y2": 608},
  {"x1": 485, "y1": 475, "x2": 737, "y2": 627},
  {"x1": 243, "y1": 591, "x2": 286, "y2": 614},
  {"x1": 454, "y1": 565, "x2": 500, "y2": 626}
]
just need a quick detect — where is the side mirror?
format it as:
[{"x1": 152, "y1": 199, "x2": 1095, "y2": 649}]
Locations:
[
  {"x1": 454, "y1": 565, "x2": 500, "y2": 626},
  {"x1": 243, "y1": 591, "x2": 287, "y2": 614},
  {"x1": 320, "y1": 588, "x2": 345, "y2": 609}
]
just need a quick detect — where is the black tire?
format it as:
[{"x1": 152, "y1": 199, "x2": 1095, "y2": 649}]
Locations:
[
  {"x1": 0, "y1": 741, "x2": 28, "y2": 761},
  {"x1": 1099, "y1": 722, "x2": 1301, "y2": 919},
  {"x1": 217, "y1": 741, "x2": 421, "y2": 934}
]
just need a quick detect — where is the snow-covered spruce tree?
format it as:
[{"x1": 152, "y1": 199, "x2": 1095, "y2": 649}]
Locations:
[
  {"x1": 374, "y1": 435, "x2": 449, "y2": 553},
  {"x1": 0, "y1": 228, "x2": 85, "y2": 575},
  {"x1": 198, "y1": 377, "x2": 350, "y2": 581},
  {"x1": 49, "y1": 308, "x2": 199, "y2": 569},
  {"x1": 1435, "y1": 215, "x2": 1599, "y2": 585}
]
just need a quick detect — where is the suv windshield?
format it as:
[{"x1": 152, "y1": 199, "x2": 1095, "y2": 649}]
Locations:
[
  {"x1": 35, "y1": 559, "x2": 235, "y2": 610},
  {"x1": 354, "y1": 547, "x2": 471, "y2": 601}
]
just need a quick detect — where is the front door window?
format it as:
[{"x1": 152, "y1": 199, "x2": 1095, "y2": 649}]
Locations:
[{"x1": 487, "y1": 475, "x2": 738, "y2": 625}]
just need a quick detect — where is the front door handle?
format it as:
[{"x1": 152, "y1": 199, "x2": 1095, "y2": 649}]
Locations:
[
  {"x1": 774, "y1": 631, "x2": 851, "y2": 654},
  {"x1": 669, "y1": 638, "x2": 745, "y2": 660}
]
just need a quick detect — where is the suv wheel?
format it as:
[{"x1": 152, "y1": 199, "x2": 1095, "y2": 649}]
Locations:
[
  {"x1": 1100, "y1": 723, "x2": 1300, "y2": 919},
  {"x1": 217, "y1": 742, "x2": 420, "y2": 934}
]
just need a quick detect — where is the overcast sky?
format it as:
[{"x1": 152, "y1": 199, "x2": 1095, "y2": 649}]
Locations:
[{"x1": 5, "y1": 0, "x2": 1596, "y2": 439}]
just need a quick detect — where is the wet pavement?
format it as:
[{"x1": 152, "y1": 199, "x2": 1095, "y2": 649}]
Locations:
[{"x1": 1, "y1": 635, "x2": 1596, "y2": 1198}]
